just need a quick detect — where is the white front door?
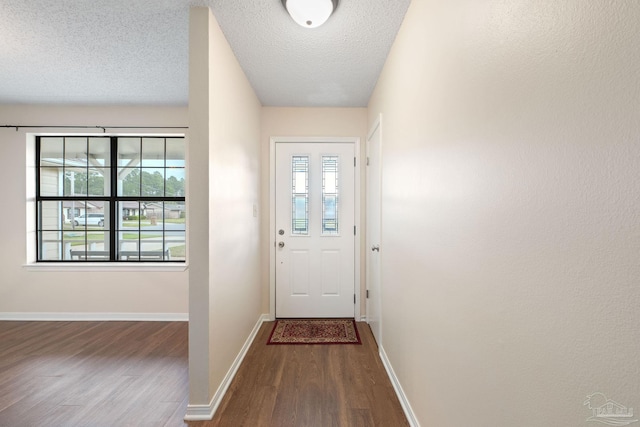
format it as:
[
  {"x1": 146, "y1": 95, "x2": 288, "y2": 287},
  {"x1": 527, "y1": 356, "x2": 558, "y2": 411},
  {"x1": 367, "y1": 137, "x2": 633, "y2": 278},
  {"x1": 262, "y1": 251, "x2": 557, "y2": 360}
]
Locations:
[
  {"x1": 275, "y1": 142, "x2": 355, "y2": 318},
  {"x1": 366, "y1": 118, "x2": 382, "y2": 345}
]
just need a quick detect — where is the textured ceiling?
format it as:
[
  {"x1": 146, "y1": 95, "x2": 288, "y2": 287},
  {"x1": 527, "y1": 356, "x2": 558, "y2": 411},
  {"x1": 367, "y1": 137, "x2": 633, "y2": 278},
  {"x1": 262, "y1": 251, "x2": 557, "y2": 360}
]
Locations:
[{"x1": 0, "y1": 0, "x2": 410, "y2": 107}]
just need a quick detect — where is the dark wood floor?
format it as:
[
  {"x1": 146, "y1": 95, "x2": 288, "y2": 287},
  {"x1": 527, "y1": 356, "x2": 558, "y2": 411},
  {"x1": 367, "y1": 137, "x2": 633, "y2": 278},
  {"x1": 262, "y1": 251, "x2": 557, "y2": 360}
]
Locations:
[
  {"x1": 0, "y1": 320, "x2": 407, "y2": 427},
  {"x1": 0, "y1": 321, "x2": 189, "y2": 427}
]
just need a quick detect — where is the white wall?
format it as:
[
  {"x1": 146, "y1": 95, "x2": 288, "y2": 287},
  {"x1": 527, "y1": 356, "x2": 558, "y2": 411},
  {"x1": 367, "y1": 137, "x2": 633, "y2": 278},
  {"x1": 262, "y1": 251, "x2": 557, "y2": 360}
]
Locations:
[
  {"x1": 368, "y1": 0, "x2": 640, "y2": 425},
  {"x1": 0, "y1": 105, "x2": 188, "y2": 317},
  {"x1": 260, "y1": 107, "x2": 368, "y2": 315},
  {"x1": 188, "y1": 7, "x2": 263, "y2": 412}
]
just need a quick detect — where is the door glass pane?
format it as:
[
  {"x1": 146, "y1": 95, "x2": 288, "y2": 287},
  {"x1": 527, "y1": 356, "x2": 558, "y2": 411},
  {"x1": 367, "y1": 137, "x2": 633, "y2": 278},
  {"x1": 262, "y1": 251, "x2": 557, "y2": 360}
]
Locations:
[
  {"x1": 291, "y1": 156, "x2": 309, "y2": 235},
  {"x1": 322, "y1": 156, "x2": 339, "y2": 235}
]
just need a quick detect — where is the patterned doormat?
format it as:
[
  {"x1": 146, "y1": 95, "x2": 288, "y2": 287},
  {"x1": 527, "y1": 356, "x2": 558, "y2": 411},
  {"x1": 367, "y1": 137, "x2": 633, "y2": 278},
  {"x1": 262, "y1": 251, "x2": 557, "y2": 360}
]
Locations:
[{"x1": 267, "y1": 319, "x2": 361, "y2": 345}]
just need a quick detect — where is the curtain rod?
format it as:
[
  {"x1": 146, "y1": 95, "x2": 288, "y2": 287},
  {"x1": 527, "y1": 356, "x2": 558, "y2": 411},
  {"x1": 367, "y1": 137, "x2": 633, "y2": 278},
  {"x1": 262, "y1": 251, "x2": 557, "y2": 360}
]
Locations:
[{"x1": 1, "y1": 125, "x2": 188, "y2": 133}]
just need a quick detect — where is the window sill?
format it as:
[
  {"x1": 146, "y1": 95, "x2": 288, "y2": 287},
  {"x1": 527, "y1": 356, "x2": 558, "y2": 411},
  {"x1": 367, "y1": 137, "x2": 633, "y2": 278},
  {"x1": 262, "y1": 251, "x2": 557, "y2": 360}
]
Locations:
[{"x1": 23, "y1": 262, "x2": 188, "y2": 272}]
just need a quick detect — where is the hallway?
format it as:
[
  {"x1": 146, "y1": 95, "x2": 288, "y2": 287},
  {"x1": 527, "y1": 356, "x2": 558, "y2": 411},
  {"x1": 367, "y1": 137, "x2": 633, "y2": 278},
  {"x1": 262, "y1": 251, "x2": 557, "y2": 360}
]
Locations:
[{"x1": 195, "y1": 321, "x2": 408, "y2": 426}]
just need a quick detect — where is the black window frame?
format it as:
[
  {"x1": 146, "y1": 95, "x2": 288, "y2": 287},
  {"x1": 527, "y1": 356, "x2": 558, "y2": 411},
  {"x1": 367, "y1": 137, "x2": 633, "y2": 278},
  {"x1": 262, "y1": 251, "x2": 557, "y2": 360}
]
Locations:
[{"x1": 35, "y1": 135, "x2": 186, "y2": 263}]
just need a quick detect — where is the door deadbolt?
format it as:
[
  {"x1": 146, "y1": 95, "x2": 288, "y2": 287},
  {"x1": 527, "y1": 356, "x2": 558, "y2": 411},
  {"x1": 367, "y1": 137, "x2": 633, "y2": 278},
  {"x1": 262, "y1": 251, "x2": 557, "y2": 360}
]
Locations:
[{"x1": 278, "y1": 229, "x2": 285, "y2": 235}]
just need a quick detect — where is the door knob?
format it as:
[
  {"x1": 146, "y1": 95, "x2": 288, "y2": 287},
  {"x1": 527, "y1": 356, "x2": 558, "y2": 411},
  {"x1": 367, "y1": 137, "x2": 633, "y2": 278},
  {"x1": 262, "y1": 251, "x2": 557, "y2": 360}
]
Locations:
[
  {"x1": 371, "y1": 245, "x2": 379, "y2": 252},
  {"x1": 278, "y1": 241, "x2": 285, "y2": 248}
]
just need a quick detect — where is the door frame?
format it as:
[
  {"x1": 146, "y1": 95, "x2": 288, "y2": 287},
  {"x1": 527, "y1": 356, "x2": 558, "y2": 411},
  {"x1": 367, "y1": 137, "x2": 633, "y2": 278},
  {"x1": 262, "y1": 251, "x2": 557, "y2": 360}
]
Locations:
[
  {"x1": 366, "y1": 115, "x2": 382, "y2": 345},
  {"x1": 269, "y1": 136, "x2": 361, "y2": 320}
]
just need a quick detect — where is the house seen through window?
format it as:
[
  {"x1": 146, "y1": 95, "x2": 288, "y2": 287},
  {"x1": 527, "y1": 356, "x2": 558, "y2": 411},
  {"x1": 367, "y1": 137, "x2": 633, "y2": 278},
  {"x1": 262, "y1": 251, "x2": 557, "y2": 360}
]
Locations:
[{"x1": 36, "y1": 136, "x2": 185, "y2": 262}]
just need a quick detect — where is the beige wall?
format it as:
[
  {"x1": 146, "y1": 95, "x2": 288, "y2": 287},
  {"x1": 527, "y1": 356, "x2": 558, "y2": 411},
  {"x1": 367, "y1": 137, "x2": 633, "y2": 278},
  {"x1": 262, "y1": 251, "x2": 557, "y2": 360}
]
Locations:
[
  {"x1": 368, "y1": 0, "x2": 640, "y2": 425},
  {"x1": 187, "y1": 7, "x2": 212, "y2": 406},
  {"x1": 0, "y1": 105, "x2": 188, "y2": 316},
  {"x1": 188, "y1": 7, "x2": 263, "y2": 409},
  {"x1": 259, "y1": 107, "x2": 368, "y2": 315}
]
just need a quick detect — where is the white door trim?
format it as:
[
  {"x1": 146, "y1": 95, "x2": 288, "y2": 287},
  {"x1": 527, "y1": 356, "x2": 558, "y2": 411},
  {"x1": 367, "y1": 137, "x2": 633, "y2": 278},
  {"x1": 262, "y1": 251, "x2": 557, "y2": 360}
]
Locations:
[{"x1": 269, "y1": 136, "x2": 361, "y2": 320}]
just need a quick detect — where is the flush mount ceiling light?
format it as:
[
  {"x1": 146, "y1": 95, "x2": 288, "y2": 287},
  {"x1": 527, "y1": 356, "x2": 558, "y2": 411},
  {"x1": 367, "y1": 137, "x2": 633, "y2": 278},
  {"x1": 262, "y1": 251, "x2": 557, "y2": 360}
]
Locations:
[{"x1": 282, "y1": 0, "x2": 339, "y2": 28}]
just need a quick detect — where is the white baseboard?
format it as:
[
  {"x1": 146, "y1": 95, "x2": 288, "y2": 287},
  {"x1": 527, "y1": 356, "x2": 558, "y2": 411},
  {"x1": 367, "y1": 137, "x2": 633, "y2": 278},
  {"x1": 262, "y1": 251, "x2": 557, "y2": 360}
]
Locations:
[
  {"x1": 184, "y1": 313, "x2": 269, "y2": 421},
  {"x1": 379, "y1": 345, "x2": 420, "y2": 427},
  {"x1": 0, "y1": 312, "x2": 188, "y2": 321}
]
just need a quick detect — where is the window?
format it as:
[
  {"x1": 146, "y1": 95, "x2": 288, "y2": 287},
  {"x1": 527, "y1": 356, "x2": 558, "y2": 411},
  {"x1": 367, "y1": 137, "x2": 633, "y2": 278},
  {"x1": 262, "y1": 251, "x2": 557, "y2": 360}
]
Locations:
[
  {"x1": 36, "y1": 136, "x2": 185, "y2": 262},
  {"x1": 291, "y1": 155, "x2": 309, "y2": 235}
]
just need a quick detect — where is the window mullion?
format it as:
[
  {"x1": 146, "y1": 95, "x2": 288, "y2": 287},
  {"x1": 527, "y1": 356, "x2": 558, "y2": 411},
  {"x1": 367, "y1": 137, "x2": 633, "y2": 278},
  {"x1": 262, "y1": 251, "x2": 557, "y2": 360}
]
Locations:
[
  {"x1": 110, "y1": 137, "x2": 118, "y2": 261},
  {"x1": 163, "y1": 139, "x2": 167, "y2": 255},
  {"x1": 35, "y1": 136, "x2": 42, "y2": 260}
]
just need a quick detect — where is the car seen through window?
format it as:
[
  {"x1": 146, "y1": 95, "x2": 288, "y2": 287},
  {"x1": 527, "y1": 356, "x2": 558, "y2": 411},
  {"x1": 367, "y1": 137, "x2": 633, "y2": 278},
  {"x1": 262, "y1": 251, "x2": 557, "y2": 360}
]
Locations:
[{"x1": 73, "y1": 213, "x2": 104, "y2": 227}]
